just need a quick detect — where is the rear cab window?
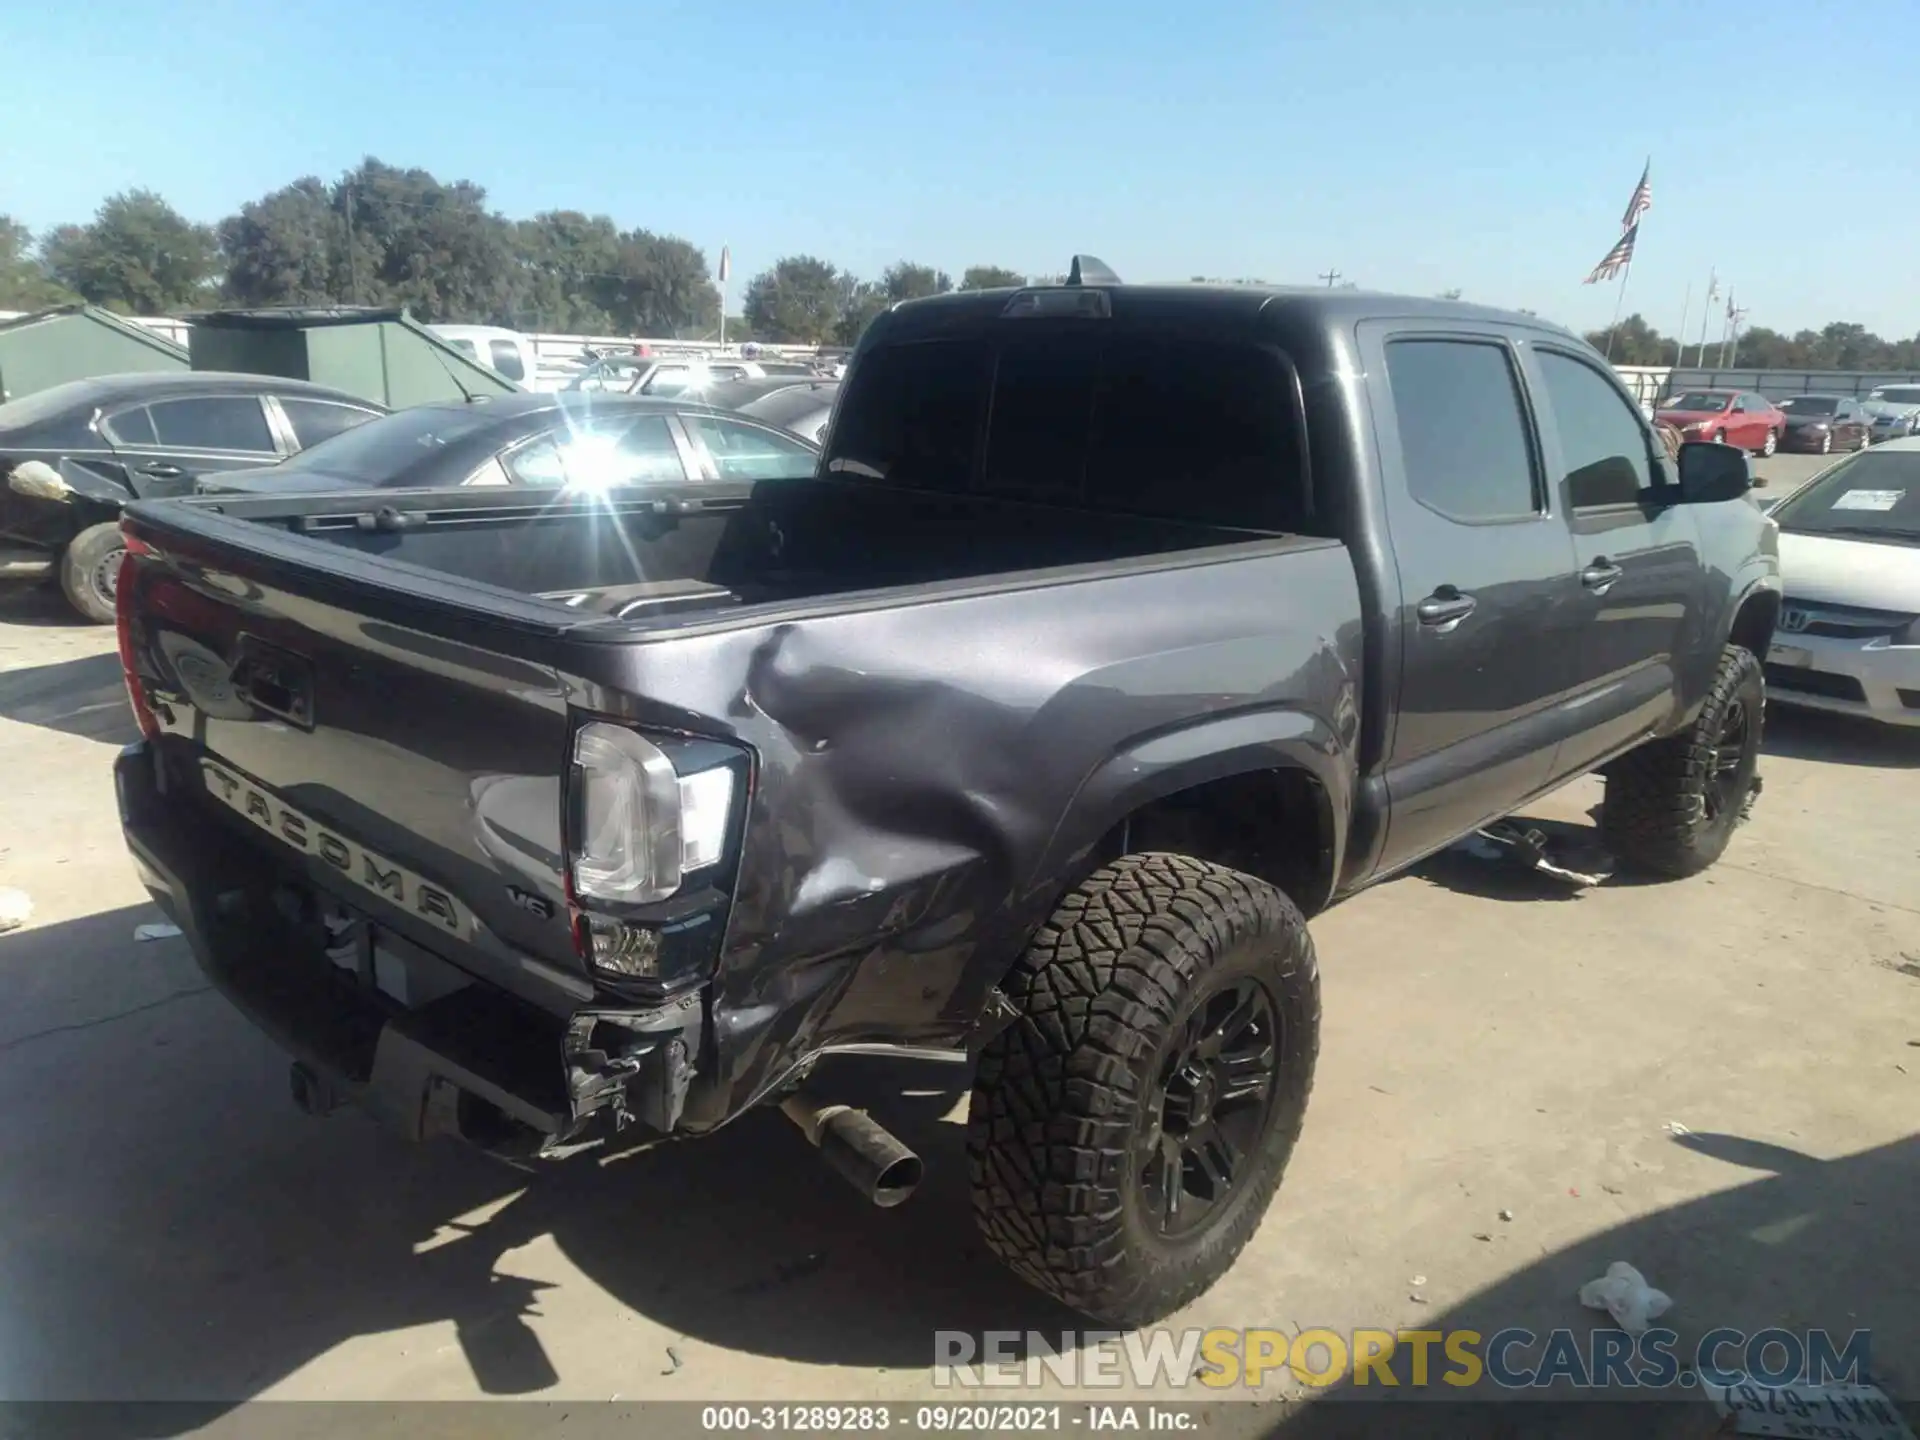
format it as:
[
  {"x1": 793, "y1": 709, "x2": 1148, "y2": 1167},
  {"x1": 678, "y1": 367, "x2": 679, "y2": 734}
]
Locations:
[
  {"x1": 488, "y1": 339, "x2": 527, "y2": 381},
  {"x1": 822, "y1": 329, "x2": 1311, "y2": 532},
  {"x1": 1383, "y1": 338, "x2": 1540, "y2": 521}
]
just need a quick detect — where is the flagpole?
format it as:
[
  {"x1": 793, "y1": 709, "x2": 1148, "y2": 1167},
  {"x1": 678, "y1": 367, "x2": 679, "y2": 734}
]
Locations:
[
  {"x1": 1603, "y1": 261, "x2": 1632, "y2": 362},
  {"x1": 1673, "y1": 281, "x2": 1691, "y2": 378},
  {"x1": 1695, "y1": 270, "x2": 1717, "y2": 368}
]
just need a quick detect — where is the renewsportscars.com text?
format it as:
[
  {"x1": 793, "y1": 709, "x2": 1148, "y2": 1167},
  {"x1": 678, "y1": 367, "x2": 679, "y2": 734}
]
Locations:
[{"x1": 933, "y1": 1327, "x2": 1875, "y2": 1391}]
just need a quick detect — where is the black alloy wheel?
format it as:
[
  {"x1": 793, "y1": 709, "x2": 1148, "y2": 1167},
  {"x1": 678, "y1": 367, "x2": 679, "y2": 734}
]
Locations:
[
  {"x1": 1137, "y1": 977, "x2": 1283, "y2": 1238},
  {"x1": 1703, "y1": 694, "x2": 1753, "y2": 826}
]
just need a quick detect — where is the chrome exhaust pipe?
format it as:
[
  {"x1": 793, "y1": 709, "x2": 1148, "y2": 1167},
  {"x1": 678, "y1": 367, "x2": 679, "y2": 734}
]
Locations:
[{"x1": 780, "y1": 1094, "x2": 923, "y2": 1208}]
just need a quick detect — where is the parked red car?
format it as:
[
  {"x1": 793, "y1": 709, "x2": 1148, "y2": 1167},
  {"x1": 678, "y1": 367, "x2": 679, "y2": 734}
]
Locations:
[{"x1": 1653, "y1": 390, "x2": 1787, "y2": 456}]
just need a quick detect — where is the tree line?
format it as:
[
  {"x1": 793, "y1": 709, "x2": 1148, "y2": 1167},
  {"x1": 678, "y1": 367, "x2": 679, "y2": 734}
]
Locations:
[
  {"x1": 1587, "y1": 312, "x2": 1920, "y2": 373},
  {"x1": 0, "y1": 160, "x2": 1033, "y2": 345},
  {"x1": 8, "y1": 167, "x2": 1916, "y2": 365}
]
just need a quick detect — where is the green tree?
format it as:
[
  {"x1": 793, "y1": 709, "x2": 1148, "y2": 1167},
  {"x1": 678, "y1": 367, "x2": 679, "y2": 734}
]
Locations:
[
  {"x1": 331, "y1": 159, "x2": 520, "y2": 323},
  {"x1": 1583, "y1": 312, "x2": 1671, "y2": 365},
  {"x1": 512, "y1": 210, "x2": 621, "y2": 331},
  {"x1": 881, "y1": 261, "x2": 952, "y2": 302},
  {"x1": 959, "y1": 265, "x2": 1027, "y2": 290},
  {"x1": 834, "y1": 278, "x2": 892, "y2": 346},
  {"x1": 218, "y1": 178, "x2": 351, "y2": 307},
  {"x1": 596, "y1": 231, "x2": 719, "y2": 337},
  {"x1": 742, "y1": 255, "x2": 844, "y2": 343},
  {"x1": 0, "y1": 216, "x2": 74, "y2": 310},
  {"x1": 41, "y1": 190, "x2": 218, "y2": 312}
]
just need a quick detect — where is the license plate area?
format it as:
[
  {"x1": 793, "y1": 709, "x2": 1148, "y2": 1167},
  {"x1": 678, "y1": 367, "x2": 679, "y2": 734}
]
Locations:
[
  {"x1": 318, "y1": 899, "x2": 473, "y2": 1010},
  {"x1": 1769, "y1": 642, "x2": 1814, "y2": 669}
]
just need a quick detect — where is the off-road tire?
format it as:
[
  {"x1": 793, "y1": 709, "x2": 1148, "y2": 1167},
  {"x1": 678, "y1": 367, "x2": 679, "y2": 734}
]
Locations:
[
  {"x1": 58, "y1": 522, "x2": 126, "y2": 624},
  {"x1": 1602, "y1": 645, "x2": 1764, "y2": 878},
  {"x1": 967, "y1": 853, "x2": 1319, "y2": 1326}
]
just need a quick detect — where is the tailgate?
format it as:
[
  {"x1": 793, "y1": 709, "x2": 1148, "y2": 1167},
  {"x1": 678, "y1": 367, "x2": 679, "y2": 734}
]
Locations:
[{"x1": 119, "y1": 503, "x2": 595, "y2": 1011}]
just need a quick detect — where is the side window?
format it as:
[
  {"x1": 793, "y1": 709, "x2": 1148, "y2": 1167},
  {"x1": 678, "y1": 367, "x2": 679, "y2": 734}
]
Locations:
[
  {"x1": 281, "y1": 399, "x2": 379, "y2": 450},
  {"x1": 503, "y1": 416, "x2": 687, "y2": 488},
  {"x1": 104, "y1": 405, "x2": 156, "y2": 446},
  {"x1": 447, "y1": 338, "x2": 479, "y2": 359},
  {"x1": 642, "y1": 365, "x2": 693, "y2": 396},
  {"x1": 463, "y1": 456, "x2": 511, "y2": 488},
  {"x1": 147, "y1": 396, "x2": 275, "y2": 453},
  {"x1": 488, "y1": 339, "x2": 526, "y2": 381},
  {"x1": 682, "y1": 415, "x2": 818, "y2": 481},
  {"x1": 1535, "y1": 351, "x2": 1654, "y2": 510},
  {"x1": 1384, "y1": 339, "x2": 1539, "y2": 522}
]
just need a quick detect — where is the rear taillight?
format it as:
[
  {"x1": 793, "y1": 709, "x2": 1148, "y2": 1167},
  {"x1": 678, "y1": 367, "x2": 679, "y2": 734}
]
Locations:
[
  {"x1": 563, "y1": 720, "x2": 745, "y2": 985},
  {"x1": 115, "y1": 529, "x2": 161, "y2": 740}
]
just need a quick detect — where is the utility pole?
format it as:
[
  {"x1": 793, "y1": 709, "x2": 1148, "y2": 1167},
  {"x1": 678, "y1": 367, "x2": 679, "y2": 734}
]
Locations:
[
  {"x1": 1694, "y1": 270, "x2": 1718, "y2": 369},
  {"x1": 1318, "y1": 269, "x2": 1343, "y2": 288},
  {"x1": 344, "y1": 184, "x2": 358, "y2": 306}
]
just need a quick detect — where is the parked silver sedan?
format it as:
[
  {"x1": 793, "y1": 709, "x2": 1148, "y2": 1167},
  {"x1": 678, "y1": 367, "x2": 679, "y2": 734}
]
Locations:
[{"x1": 1865, "y1": 384, "x2": 1920, "y2": 444}]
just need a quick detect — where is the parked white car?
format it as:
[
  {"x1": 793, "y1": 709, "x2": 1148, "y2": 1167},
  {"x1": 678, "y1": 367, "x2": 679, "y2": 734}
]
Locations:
[
  {"x1": 1762, "y1": 436, "x2": 1920, "y2": 727},
  {"x1": 427, "y1": 325, "x2": 540, "y2": 390}
]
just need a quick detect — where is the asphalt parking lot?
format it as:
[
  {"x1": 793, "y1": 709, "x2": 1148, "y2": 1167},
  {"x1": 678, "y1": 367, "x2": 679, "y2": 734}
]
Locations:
[{"x1": 1, "y1": 450, "x2": 1914, "y2": 1435}]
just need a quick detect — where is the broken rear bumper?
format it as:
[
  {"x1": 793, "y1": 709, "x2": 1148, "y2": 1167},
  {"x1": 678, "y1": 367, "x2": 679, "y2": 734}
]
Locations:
[{"x1": 114, "y1": 740, "x2": 701, "y2": 1157}]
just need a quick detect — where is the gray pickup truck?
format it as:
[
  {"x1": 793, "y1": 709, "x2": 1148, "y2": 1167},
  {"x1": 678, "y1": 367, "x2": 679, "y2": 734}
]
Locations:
[{"x1": 113, "y1": 266, "x2": 1779, "y2": 1325}]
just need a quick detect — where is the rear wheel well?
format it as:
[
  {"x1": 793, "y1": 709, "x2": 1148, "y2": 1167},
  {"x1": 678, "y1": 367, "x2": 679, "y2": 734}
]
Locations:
[
  {"x1": 1106, "y1": 768, "x2": 1334, "y2": 916},
  {"x1": 1729, "y1": 589, "x2": 1781, "y2": 658}
]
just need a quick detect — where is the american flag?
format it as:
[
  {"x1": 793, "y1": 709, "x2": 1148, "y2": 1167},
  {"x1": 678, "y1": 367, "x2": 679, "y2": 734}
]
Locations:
[
  {"x1": 1583, "y1": 223, "x2": 1638, "y2": 285},
  {"x1": 1725, "y1": 289, "x2": 1737, "y2": 321},
  {"x1": 1620, "y1": 161, "x2": 1652, "y2": 231}
]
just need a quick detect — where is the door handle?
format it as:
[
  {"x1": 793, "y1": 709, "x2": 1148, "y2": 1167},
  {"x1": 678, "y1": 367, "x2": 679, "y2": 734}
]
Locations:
[
  {"x1": 1416, "y1": 587, "x2": 1477, "y2": 629},
  {"x1": 1582, "y1": 559, "x2": 1625, "y2": 591},
  {"x1": 138, "y1": 463, "x2": 186, "y2": 478}
]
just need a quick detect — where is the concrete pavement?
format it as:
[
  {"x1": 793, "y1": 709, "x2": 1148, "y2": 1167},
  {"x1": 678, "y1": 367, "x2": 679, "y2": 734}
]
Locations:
[{"x1": 1, "y1": 555, "x2": 1915, "y2": 1429}]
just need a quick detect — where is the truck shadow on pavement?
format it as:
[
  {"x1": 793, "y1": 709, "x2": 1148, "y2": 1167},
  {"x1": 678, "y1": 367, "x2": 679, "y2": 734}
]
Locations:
[
  {"x1": 0, "y1": 905, "x2": 1078, "y2": 1425},
  {"x1": 1414, "y1": 706, "x2": 1920, "y2": 904},
  {"x1": 6, "y1": 911, "x2": 1914, "y2": 1436},
  {"x1": 0, "y1": 651, "x2": 141, "y2": 745},
  {"x1": 1261, "y1": 1129, "x2": 1919, "y2": 1438},
  {"x1": 0, "y1": 585, "x2": 86, "y2": 629}
]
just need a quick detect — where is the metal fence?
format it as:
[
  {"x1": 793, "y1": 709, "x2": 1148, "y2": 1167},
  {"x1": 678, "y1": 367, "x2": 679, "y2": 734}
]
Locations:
[{"x1": 1660, "y1": 367, "x2": 1920, "y2": 403}]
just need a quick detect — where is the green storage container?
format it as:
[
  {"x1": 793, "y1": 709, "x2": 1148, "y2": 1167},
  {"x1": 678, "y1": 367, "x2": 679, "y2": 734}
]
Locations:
[
  {"x1": 0, "y1": 305, "x2": 189, "y2": 403},
  {"x1": 184, "y1": 306, "x2": 520, "y2": 408}
]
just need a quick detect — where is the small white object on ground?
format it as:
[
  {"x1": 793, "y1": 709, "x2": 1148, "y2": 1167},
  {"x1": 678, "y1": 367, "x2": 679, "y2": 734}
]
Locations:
[
  {"x1": 134, "y1": 922, "x2": 183, "y2": 942},
  {"x1": 1578, "y1": 1261, "x2": 1672, "y2": 1335},
  {"x1": 0, "y1": 888, "x2": 31, "y2": 934},
  {"x1": 1664, "y1": 1120, "x2": 1692, "y2": 1136},
  {"x1": 1498, "y1": 1208, "x2": 1514, "y2": 1221}
]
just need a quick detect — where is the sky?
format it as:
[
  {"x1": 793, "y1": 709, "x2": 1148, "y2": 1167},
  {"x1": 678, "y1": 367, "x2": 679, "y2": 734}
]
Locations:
[{"x1": 6, "y1": 0, "x2": 1918, "y2": 338}]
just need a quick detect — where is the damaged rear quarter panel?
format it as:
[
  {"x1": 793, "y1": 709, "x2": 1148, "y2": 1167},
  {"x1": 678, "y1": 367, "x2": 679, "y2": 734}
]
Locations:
[{"x1": 592, "y1": 538, "x2": 1365, "y2": 1121}]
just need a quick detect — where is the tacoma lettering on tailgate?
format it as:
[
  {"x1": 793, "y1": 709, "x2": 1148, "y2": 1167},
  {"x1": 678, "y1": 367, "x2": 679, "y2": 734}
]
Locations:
[{"x1": 200, "y1": 758, "x2": 476, "y2": 938}]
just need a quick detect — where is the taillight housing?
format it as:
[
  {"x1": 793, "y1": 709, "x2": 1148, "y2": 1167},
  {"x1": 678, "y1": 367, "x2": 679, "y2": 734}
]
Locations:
[
  {"x1": 115, "y1": 529, "x2": 161, "y2": 740},
  {"x1": 564, "y1": 720, "x2": 748, "y2": 988}
]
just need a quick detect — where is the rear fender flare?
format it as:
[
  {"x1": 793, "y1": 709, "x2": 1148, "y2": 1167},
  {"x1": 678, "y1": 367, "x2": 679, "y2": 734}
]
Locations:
[{"x1": 1028, "y1": 706, "x2": 1351, "y2": 916}]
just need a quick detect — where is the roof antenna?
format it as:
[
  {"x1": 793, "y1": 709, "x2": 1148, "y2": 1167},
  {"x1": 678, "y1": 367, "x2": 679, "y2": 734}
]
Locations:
[{"x1": 1065, "y1": 255, "x2": 1121, "y2": 287}]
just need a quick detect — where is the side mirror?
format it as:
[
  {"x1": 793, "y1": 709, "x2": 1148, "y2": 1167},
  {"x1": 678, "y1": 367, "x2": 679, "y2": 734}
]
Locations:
[{"x1": 1676, "y1": 440, "x2": 1752, "y2": 504}]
